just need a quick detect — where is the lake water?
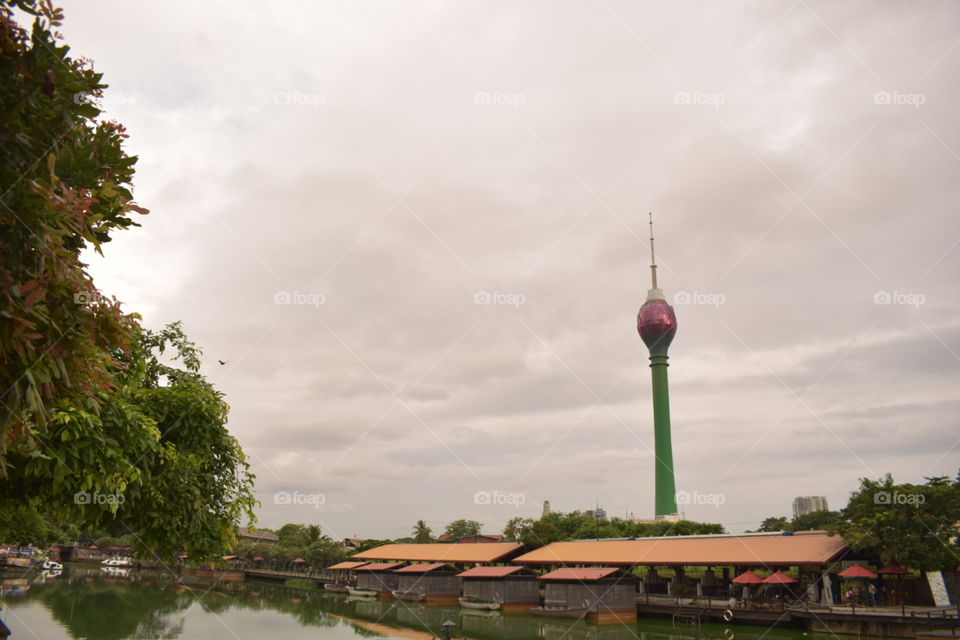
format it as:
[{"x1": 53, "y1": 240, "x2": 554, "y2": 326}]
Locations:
[{"x1": 0, "y1": 566, "x2": 834, "y2": 640}]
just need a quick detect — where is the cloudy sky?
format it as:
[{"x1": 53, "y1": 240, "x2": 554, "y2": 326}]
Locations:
[{"x1": 61, "y1": 1, "x2": 959, "y2": 538}]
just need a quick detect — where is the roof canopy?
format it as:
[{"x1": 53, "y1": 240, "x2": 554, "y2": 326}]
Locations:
[
  {"x1": 839, "y1": 565, "x2": 877, "y2": 578},
  {"x1": 513, "y1": 531, "x2": 847, "y2": 567},
  {"x1": 394, "y1": 563, "x2": 450, "y2": 573},
  {"x1": 732, "y1": 570, "x2": 763, "y2": 584},
  {"x1": 355, "y1": 562, "x2": 404, "y2": 572},
  {"x1": 327, "y1": 561, "x2": 368, "y2": 571},
  {"x1": 763, "y1": 570, "x2": 798, "y2": 584},
  {"x1": 353, "y1": 542, "x2": 522, "y2": 564},
  {"x1": 878, "y1": 564, "x2": 910, "y2": 575},
  {"x1": 457, "y1": 566, "x2": 525, "y2": 579},
  {"x1": 540, "y1": 568, "x2": 620, "y2": 581}
]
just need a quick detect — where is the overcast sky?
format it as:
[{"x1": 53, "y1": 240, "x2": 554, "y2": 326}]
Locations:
[{"x1": 60, "y1": 1, "x2": 960, "y2": 539}]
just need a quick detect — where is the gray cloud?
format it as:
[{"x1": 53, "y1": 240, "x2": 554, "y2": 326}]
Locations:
[{"x1": 69, "y1": 0, "x2": 960, "y2": 538}]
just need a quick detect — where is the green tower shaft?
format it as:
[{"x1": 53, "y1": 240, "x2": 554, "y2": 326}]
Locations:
[
  {"x1": 637, "y1": 213, "x2": 679, "y2": 520},
  {"x1": 650, "y1": 353, "x2": 677, "y2": 516}
]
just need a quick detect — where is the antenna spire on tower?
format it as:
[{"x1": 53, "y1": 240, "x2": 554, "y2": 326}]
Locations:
[{"x1": 649, "y1": 212, "x2": 658, "y2": 290}]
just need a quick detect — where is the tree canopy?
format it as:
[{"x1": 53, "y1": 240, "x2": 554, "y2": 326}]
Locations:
[
  {"x1": 836, "y1": 473, "x2": 960, "y2": 571},
  {"x1": 503, "y1": 511, "x2": 725, "y2": 547},
  {"x1": 0, "y1": 0, "x2": 148, "y2": 467},
  {"x1": 0, "y1": 2, "x2": 256, "y2": 561},
  {"x1": 442, "y1": 519, "x2": 482, "y2": 540}
]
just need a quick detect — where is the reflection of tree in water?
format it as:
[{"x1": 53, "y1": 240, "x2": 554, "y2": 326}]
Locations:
[
  {"x1": 32, "y1": 575, "x2": 192, "y2": 640},
  {"x1": 17, "y1": 572, "x2": 816, "y2": 640}
]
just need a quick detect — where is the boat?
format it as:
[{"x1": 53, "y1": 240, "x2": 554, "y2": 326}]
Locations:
[
  {"x1": 529, "y1": 605, "x2": 592, "y2": 619},
  {"x1": 41, "y1": 559, "x2": 63, "y2": 571},
  {"x1": 392, "y1": 589, "x2": 425, "y2": 602},
  {"x1": 101, "y1": 566, "x2": 131, "y2": 576},
  {"x1": 101, "y1": 557, "x2": 133, "y2": 567},
  {"x1": 459, "y1": 597, "x2": 501, "y2": 610},
  {"x1": 324, "y1": 583, "x2": 349, "y2": 593},
  {"x1": 347, "y1": 586, "x2": 378, "y2": 597}
]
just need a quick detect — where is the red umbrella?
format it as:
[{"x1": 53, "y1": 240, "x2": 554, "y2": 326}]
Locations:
[
  {"x1": 839, "y1": 565, "x2": 877, "y2": 578},
  {"x1": 733, "y1": 570, "x2": 763, "y2": 584},
  {"x1": 762, "y1": 570, "x2": 798, "y2": 584},
  {"x1": 89, "y1": 545, "x2": 99, "y2": 550},
  {"x1": 292, "y1": 558, "x2": 305, "y2": 563},
  {"x1": 878, "y1": 564, "x2": 909, "y2": 575},
  {"x1": 254, "y1": 557, "x2": 263, "y2": 562}
]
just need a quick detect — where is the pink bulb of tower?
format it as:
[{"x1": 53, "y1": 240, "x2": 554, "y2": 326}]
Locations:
[{"x1": 637, "y1": 298, "x2": 677, "y2": 351}]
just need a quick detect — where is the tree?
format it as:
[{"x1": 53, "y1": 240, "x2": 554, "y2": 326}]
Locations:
[
  {"x1": 354, "y1": 539, "x2": 393, "y2": 553},
  {"x1": 412, "y1": 520, "x2": 433, "y2": 543},
  {"x1": 792, "y1": 509, "x2": 842, "y2": 531},
  {"x1": 757, "y1": 516, "x2": 791, "y2": 532},
  {"x1": 502, "y1": 516, "x2": 534, "y2": 542},
  {"x1": 3, "y1": 323, "x2": 256, "y2": 560},
  {"x1": 837, "y1": 473, "x2": 960, "y2": 570},
  {"x1": 0, "y1": 0, "x2": 148, "y2": 468},
  {"x1": 443, "y1": 519, "x2": 482, "y2": 540}
]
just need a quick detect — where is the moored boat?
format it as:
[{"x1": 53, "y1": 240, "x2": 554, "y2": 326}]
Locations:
[
  {"x1": 41, "y1": 559, "x2": 63, "y2": 570},
  {"x1": 347, "y1": 586, "x2": 378, "y2": 597},
  {"x1": 392, "y1": 589, "x2": 425, "y2": 602},
  {"x1": 101, "y1": 557, "x2": 133, "y2": 567},
  {"x1": 324, "y1": 583, "x2": 349, "y2": 593},
  {"x1": 458, "y1": 597, "x2": 500, "y2": 610}
]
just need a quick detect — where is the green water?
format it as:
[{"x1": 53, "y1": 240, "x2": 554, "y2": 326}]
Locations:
[{"x1": 0, "y1": 566, "x2": 824, "y2": 640}]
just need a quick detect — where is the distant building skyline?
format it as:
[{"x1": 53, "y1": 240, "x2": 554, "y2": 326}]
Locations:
[{"x1": 793, "y1": 496, "x2": 829, "y2": 520}]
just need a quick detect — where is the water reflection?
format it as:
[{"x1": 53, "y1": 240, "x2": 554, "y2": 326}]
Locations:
[{"x1": 0, "y1": 567, "x2": 820, "y2": 640}]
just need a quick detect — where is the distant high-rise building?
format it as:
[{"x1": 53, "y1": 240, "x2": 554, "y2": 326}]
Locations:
[
  {"x1": 541, "y1": 500, "x2": 551, "y2": 519},
  {"x1": 585, "y1": 507, "x2": 607, "y2": 521},
  {"x1": 792, "y1": 496, "x2": 828, "y2": 519}
]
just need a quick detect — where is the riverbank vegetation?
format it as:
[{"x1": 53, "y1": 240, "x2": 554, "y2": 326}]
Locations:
[{"x1": 0, "y1": 0, "x2": 255, "y2": 561}]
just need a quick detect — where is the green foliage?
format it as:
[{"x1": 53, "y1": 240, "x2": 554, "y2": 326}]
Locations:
[
  {"x1": 757, "y1": 516, "x2": 791, "y2": 532},
  {"x1": 353, "y1": 538, "x2": 394, "y2": 553},
  {"x1": 2, "y1": 323, "x2": 256, "y2": 561},
  {"x1": 793, "y1": 509, "x2": 842, "y2": 531},
  {"x1": 0, "y1": 498, "x2": 53, "y2": 543},
  {"x1": 284, "y1": 578, "x2": 317, "y2": 591},
  {"x1": 442, "y1": 519, "x2": 482, "y2": 540},
  {"x1": 836, "y1": 473, "x2": 960, "y2": 570},
  {"x1": 502, "y1": 516, "x2": 534, "y2": 542},
  {"x1": 412, "y1": 520, "x2": 433, "y2": 544},
  {"x1": 0, "y1": 0, "x2": 149, "y2": 466},
  {"x1": 512, "y1": 511, "x2": 725, "y2": 547}
]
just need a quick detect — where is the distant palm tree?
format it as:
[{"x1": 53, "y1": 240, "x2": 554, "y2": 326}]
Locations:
[{"x1": 412, "y1": 520, "x2": 433, "y2": 544}]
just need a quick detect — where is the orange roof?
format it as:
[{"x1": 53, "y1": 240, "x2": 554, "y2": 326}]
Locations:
[
  {"x1": 353, "y1": 543, "x2": 522, "y2": 564},
  {"x1": 327, "y1": 561, "x2": 368, "y2": 570},
  {"x1": 394, "y1": 563, "x2": 450, "y2": 573},
  {"x1": 457, "y1": 566, "x2": 524, "y2": 578},
  {"x1": 541, "y1": 567, "x2": 619, "y2": 581},
  {"x1": 355, "y1": 562, "x2": 404, "y2": 572},
  {"x1": 513, "y1": 531, "x2": 847, "y2": 567}
]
